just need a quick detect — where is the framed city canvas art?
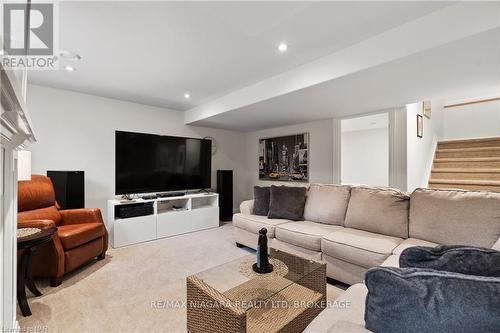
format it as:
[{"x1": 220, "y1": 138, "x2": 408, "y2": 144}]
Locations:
[{"x1": 259, "y1": 133, "x2": 309, "y2": 182}]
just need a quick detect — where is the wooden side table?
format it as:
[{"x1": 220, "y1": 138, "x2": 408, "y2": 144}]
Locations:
[{"x1": 17, "y1": 226, "x2": 56, "y2": 316}]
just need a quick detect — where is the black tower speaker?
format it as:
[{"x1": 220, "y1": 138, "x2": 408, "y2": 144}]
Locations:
[
  {"x1": 47, "y1": 171, "x2": 85, "y2": 210},
  {"x1": 217, "y1": 170, "x2": 233, "y2": 222}
]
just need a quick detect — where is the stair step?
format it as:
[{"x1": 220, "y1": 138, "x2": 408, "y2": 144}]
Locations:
[
  {"x1": 432, "y1": 168, "x2": 500, "y2": 173},
  {"x1": 437, "y1": 137, "x2": 500, "y2": 149},
  {"x1": 430, "y1": 137, "x2": 500, "y2": 191},
  {"x1": 428, "y1": 179, "x2": 500, "y2": 192},
  {"x1": 435, "y1": 147, "x2": 500, "y2": 158},
  {"x1": 431, "y1": 168, "x2": 500, "y2": 181},
  {"x1": 433, "y1": 157, "x2": 500, "y2": 169},
  {"x1": 428, "y1": 183, "x2": 500, "y2": 192},
  {"x1": 429, "y1": 179, "x2": 500, "y2": 186}
]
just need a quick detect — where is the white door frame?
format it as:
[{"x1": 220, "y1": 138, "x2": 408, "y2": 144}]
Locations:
[
  {"x1": 388, "y1": 107, "x2": 408, "y2": 191},
  {"x1": 1, "y1": 141, "x2": 19, "y2": 330},
  {"x1": 333, "y1": 107, "x2": 407, "y2": 189},
  {"x1": 1, "y1": 58, "x2": 33, "y2": 331}
]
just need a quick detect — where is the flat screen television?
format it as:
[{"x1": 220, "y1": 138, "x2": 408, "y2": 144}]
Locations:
[{"x1": 115, "y1": 131, "x2": 211, "y2": 194}]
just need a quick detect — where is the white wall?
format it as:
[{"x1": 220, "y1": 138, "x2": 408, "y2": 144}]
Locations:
[
  {"x1": 443, "y1": 99, "x2": 500, "y2": 139},
  {"x1": 341, "y1": 128, "x2": 388, "y2": 186},
  {"x1": 242, "y1": 120, "x2": 334, "y2": 199},
  {"x1": 30, "y1": 84, "x2": 495, "y2": 214},
  {"x1": 26, "y1": 85, "x2": 338, "y2": 214},
  {"x1": 26, "y1": 85, "x2": 247, "y2": 219},
  {"x1": 406, "y1": 101, "x2": 444, "y2": 191}
]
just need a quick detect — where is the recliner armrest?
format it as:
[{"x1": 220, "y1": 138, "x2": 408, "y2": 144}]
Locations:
[
  {"x1": 17, "y1": 218, "x2": 65, "y2": 279},
  {"x1": 18, "y1": 219, "x2": 56, "y2": 229},
  {"x1": 60, "y1": 208, "x2": 104, "y2": 225},
  {"x1": 239, "y1": 200, "x2": 254, "y2": 215}
]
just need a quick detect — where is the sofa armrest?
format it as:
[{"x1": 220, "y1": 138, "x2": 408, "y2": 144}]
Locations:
[
  {"x1": 304, "y1": 283, "x2": 369, "y2": 333},
  {"x1": 60, "y1": 208, "x2": 104, "y2": 225},
  {"x1": 18, "y1": 219, "x2": 56, "y2": 229},
  {"x1": 239, "y1": 200, "x2": 254, "y2": 215},
  {"x1": 492, "y1": 237, "x2": 500, "y2": 251}
]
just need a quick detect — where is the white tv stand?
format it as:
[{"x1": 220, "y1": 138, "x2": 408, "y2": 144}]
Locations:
[{"x1": 106, "y1": 193, "x2": 219, "y2": 248}]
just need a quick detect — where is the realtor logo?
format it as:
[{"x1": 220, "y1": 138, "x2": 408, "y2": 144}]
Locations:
[
  {"x1": 2, "y1": 2, "x2": 57, "y2": 70},
  {"x1": 4, "y1": 3, "x2": 53, "y2": 55}
]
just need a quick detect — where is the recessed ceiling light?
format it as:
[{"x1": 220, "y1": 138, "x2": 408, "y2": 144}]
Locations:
[
  {"x1": 184, "y1": 93, "x2": 191, "y2": 99},
  {"x1": 278, "y1": 42, "x2": 288, "y2": 52},
  {"x1": 64, "y1": 66, "x2": 76, "y2": 72},
  {"x1": 60, "y1": 50, "x2": 81, "y2": 61}
]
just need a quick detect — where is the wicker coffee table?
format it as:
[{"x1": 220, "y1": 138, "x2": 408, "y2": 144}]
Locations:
[{"x1": 187, "y1": 249, "x2": 326, "y2": 333}]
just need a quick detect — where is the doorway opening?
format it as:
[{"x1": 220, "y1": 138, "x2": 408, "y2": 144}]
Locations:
[{"x1": 341, "y1": 113, "x2": 389, "y2": 186}]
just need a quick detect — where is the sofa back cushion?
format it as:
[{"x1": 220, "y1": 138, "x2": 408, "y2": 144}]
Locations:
[
  {"x1": 253, "y1": 186, "x2": 270, "y2": 216},
  {"x1": 365, "y1": 267, "x2": 500, "y2": 333},
  {"x1": 18, "y1": 174, "x2": 62, "y2": 226},
  {"x1": 409, "y1": 188, "x2": 500, "y2": 248},
  {"x1": 18, "y1": 175, "x2": 57, "y2": 212},
  {"x1": 344, "y1": 186, "x2": 409, "y2": 238},
  {"x1": 303, "y1": 184, "x2": 351, "y2": 225},
  {"x1": 268, "y1": 185, "x2": 307, "y2": 221}
]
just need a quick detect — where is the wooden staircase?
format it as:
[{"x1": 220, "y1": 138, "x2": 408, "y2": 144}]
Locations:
[{"x1": 429, "y1": 137, "x2": 500, "y2": 192}]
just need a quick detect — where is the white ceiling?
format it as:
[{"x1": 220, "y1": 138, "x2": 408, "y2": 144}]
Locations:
[
  {"x1": 28, "y1": 1, "x2": 452, "y2": 111},
  {"x1": 194, "y1": 27, "x2": 500, "y2": 131}
]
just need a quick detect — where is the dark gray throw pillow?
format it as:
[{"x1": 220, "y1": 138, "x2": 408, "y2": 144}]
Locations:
[
  {"x1": 400, "y1": 245, "x2": 500, "y2": 277},
  {"x1": 268, "y1": 185, "x2": 307, "y2": 221},
  {"x1": 253, "y1": 186, "x2": 270, "y2": 216},
  {"x1": 365, "y1": 267, "x2": 500, "y2": 333}
]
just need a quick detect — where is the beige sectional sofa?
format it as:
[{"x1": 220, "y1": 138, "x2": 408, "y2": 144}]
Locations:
[
  {"x1": 233, "y1": 184, "x2": 500, "y2": 332},
  {"x1": 234, "y1": 185, "x2": 500, "y2": 284}
]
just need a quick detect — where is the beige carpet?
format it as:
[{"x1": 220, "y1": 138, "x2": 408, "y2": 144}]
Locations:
[{"x1": 18, "y1": 224, "x2": 344, "y2": 333}]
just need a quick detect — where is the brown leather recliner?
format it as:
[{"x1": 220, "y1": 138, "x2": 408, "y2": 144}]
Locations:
[{"x1": 18, "y1": 175, "x2": 108, "y2": 286}]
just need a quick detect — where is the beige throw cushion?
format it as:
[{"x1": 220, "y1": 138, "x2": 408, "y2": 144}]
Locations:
[
  {"x1": 344, "y1": 186, "x2": 410, "y2": 238},
  {"x1": 303, "y1": 184, "x2": 351, "y2": 225},
  {"x1": 409, "y1": 188, "x2": 500, "y2": 248}
]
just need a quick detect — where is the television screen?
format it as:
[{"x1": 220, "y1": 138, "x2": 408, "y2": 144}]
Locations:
[{"x1": 115, "y1": 131, "x2": 211, "y2": 194}]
